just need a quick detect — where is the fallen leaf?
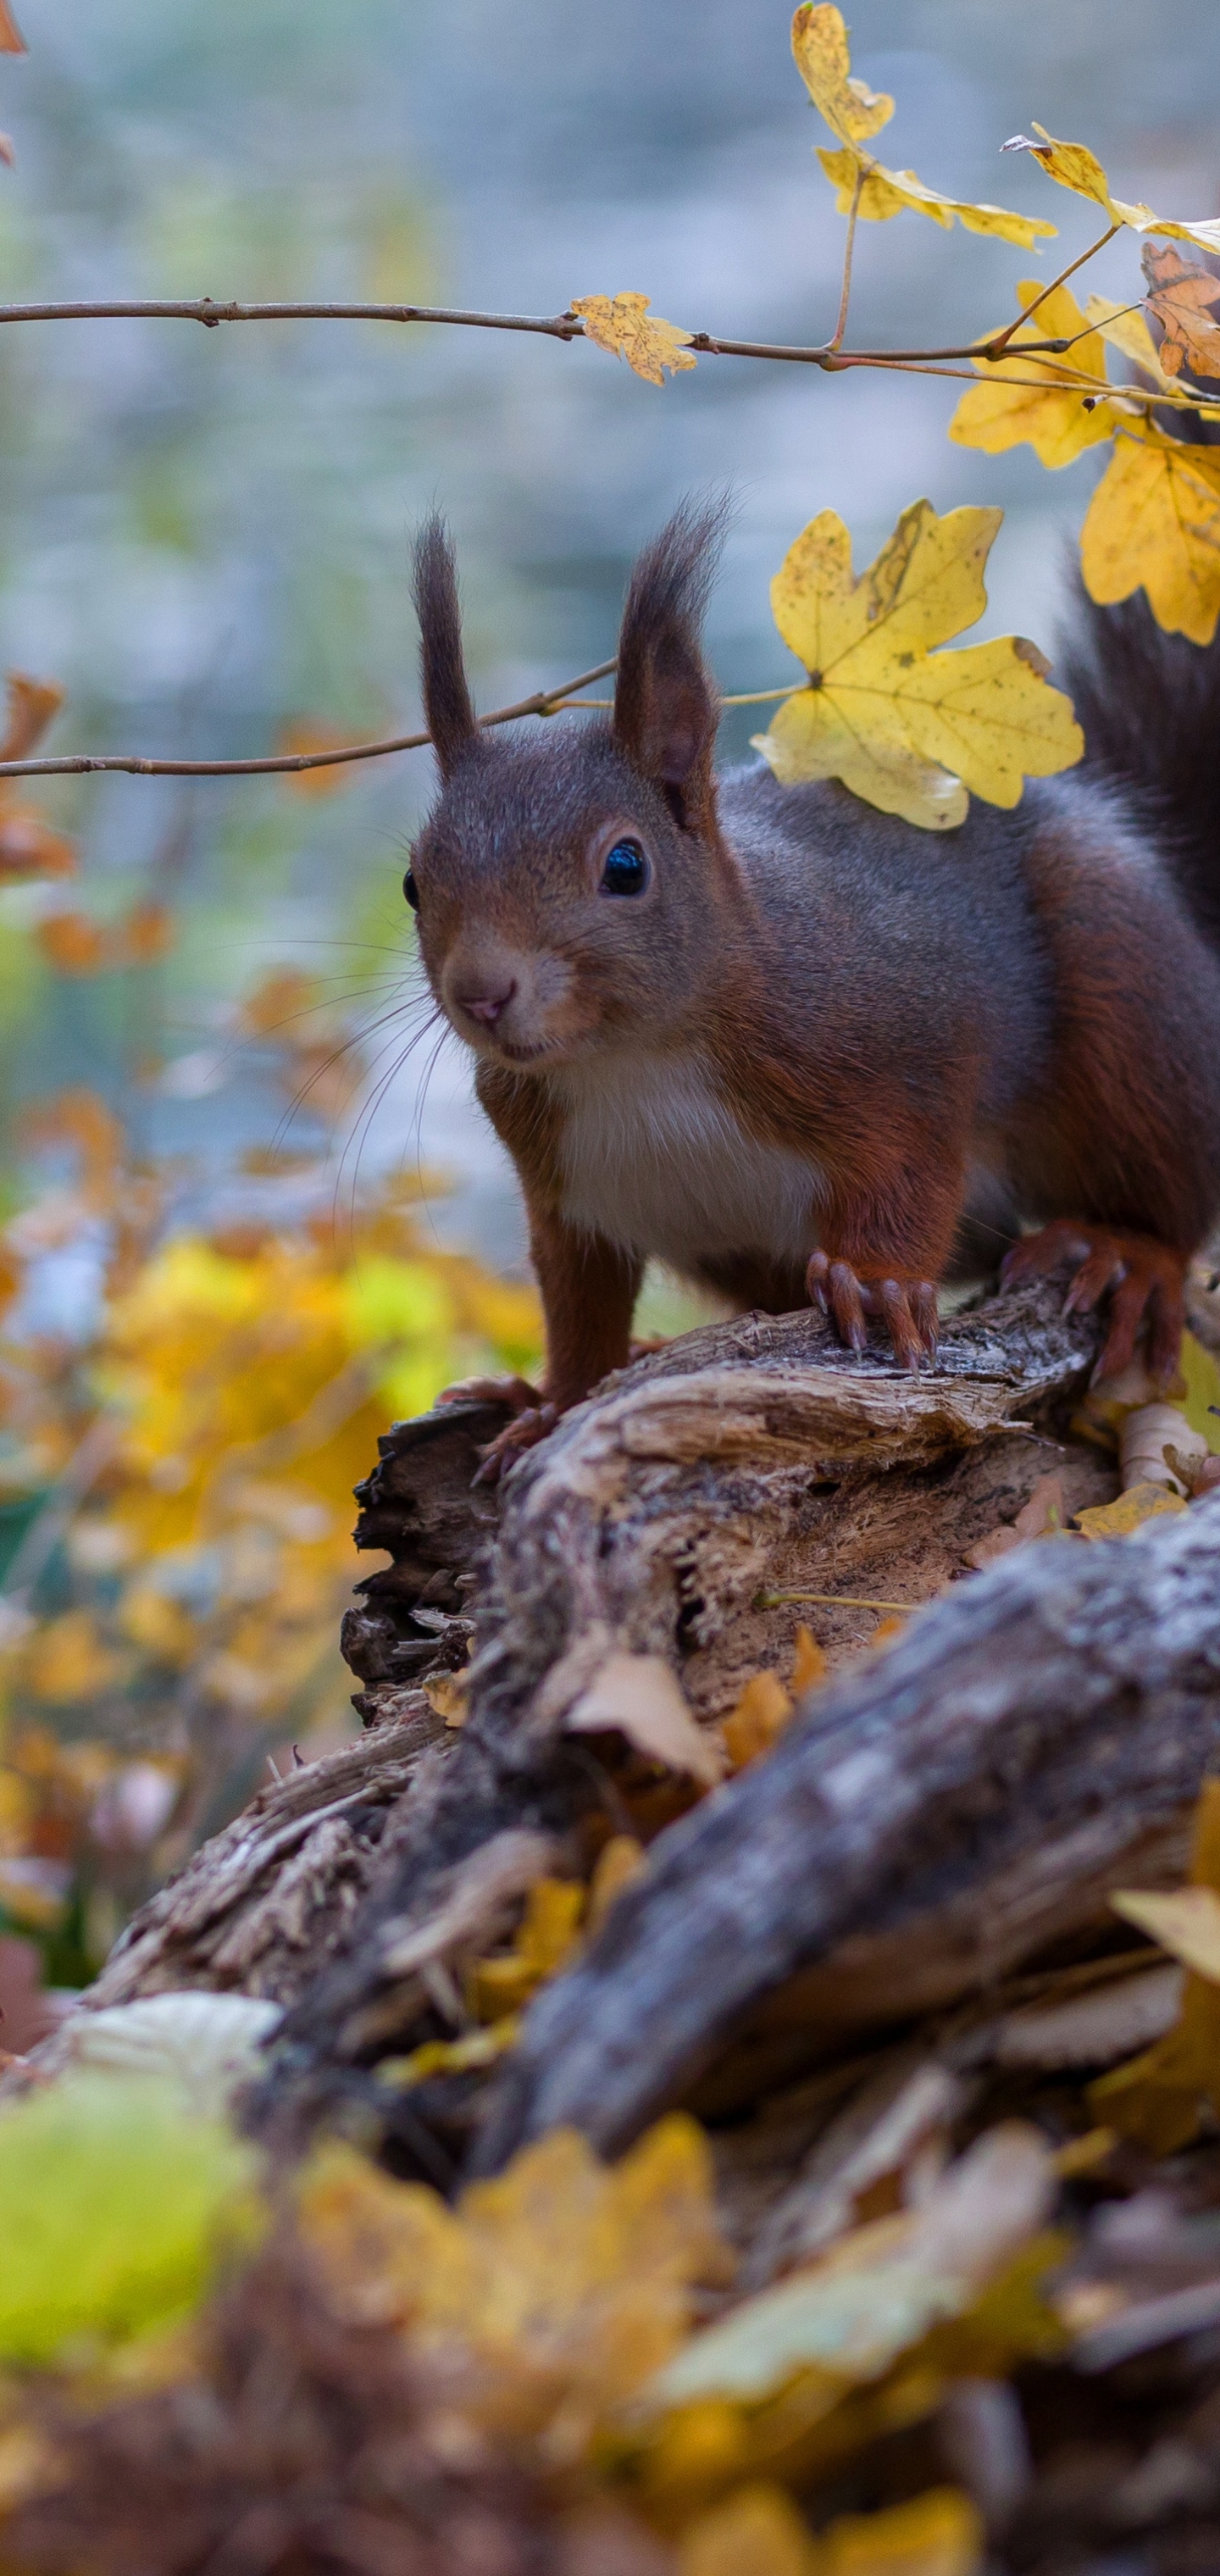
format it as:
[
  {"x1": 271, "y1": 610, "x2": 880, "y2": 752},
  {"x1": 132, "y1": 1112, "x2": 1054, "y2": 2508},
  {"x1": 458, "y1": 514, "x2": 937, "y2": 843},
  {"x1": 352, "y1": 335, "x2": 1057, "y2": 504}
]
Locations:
[
  {"x1": 1119, "y1": 1402, "x2": 1205, "y2": 1494},
  {"x1": 1002, "y1": 125, "x2": 1220, "y2": 256},
  {"x1": 680, "y1": 2481, "x2": 817, "y2": 2576},
  {"x1": 642, "y1": 2125, "x2": 1055, "y2": 2408},
  {"x1": 1092, "y1": 1780, "x2": 1220, "y2": 2151},
  {"x1": 755, "y1": 499, "x2": 1083, "y2": 830},
  {"x1": 469, "y1": 1874, "x2": 585, "y2": 2022},
  {"x1": 723, "y1": 1670, "x2": 792, "y2": 1771},
  {"x1": 567, "y1": 1652, "x2": 725, "y2": 1787},
  {"x1": 1140, "y1": 240, "x2": 1220, "y2": 383},
  {"x1": 790, "y1": 5, "x2": 893, "y2": 144},
  {"x1": 571, "y1": 294, "x2": 696, "y2": 386},
  {"x1": 790, "y1": 1624, "x2": 828, "y2": 1695},
  {"x1": 300, "y1": 2117, "x2": 730, "y2": 2446},
  {"x1": 965, "y1": 1471, "x2": 1067, "y2": 1569},
  {"x1": 1111, "y1": 1885, "x2": 1220, "y2": 1986},
  {"x1": 817, "y1": 146, "x2": 1056, "y2": 249},
  {"x1": 820, "y1": 2487, "x2": 984, "y2": 2576},
  {"x1": 949, "y1": 281, "x2": 1117, "y2": 469},
  {"x1": 1072, "y1": 1481, "x2": 1186, "y2": 1539},
  {"x1": 994, "y1": 1965, "x2": 1183, "y2": 2070},
  {"x1": 424, "y1": 1668, "x2": 469, "y2": 1724},
  {"x1": 586, "y1": 1834, "x2": 646, "y2": 1935}
]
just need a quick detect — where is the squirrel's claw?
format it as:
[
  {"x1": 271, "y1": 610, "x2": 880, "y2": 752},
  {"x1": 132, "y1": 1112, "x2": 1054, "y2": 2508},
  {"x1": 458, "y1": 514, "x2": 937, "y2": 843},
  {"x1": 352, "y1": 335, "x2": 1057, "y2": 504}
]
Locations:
[
  {"x1": 807, "y1": 1252, "x2": 939, "y2": 1370},
  {"x1": 1001, "y1": 1221, "x2": 1186, "y2": 1385},
  {"x1": 472, "y1": 1402, "x2": 559, "y2": 1486}
]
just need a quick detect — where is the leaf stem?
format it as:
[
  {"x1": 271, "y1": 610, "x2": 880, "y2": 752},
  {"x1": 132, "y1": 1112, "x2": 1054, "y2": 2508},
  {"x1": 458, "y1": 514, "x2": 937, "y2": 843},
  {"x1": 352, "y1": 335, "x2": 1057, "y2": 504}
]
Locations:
[
  {"x1": 822, "y1": 164, "x2": 865, "y2": 355},
  {"x1": 753, "y1": 1588, "x2": 916, "y2": 1613}
]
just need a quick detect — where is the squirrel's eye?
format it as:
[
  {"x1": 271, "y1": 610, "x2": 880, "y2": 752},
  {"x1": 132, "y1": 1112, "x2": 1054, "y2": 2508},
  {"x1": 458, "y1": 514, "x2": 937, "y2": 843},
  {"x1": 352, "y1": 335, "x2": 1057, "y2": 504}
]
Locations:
[
  {"x1": 599, "y1": 837, "x2": 649, "y2": 898},
  {"x1": 403, "y1": 868, "x2": 420, "y2": 911}
]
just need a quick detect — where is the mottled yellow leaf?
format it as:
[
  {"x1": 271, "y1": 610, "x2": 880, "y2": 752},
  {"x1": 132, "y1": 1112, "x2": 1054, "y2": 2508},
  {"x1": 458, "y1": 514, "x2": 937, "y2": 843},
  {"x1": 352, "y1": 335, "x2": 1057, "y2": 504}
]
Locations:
[
  {"x1": 680, "y1": 2482, "x2": 817, "y2": 2576},
  {"x1": 818, "y1": 144, "x2": 1056, "y2": 247},
  {"x1": 571, "y1": 293, "x2": 696, "y2": 386},
  {"x1": 1072, "y1": 1480, "x2": 1187, "y2": 1540},
  {"x1": 1004, "y1": 125, "x2": 1220, "y2": 256},
  {"x1": 1140, "y1": 241, "x2": 1220, "y2": 383},
  {"x1": 822, "y1": 2487, "x2": 984, "y2": 2576},
  {"x1": 1112, "y1": 1885, "x2": 1220, "y2": 1985},
  {"x1": 790, "y1": 5, "x2": 893, "y2": 144},
  {"x1": 1080, "y1": 422, "x2": 1220, "y2": 645},
  {"x1": 949, "y1": 280, "x2": 1117, "y2": 468},
  {"x1": 756, "y1": 500, "x2": 1082, "y2": 830}
]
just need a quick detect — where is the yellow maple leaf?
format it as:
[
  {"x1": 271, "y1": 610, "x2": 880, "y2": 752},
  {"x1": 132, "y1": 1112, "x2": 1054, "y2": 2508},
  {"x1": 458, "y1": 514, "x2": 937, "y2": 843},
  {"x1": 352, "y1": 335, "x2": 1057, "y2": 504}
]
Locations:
[
  {"x1": 1080, "y1": 419, "x2": 1220, "y2": 646},
  {"x1": 571, "y1": 293, "x2": 696, "y2": 386},
  {"x1": 1091, "y1": 1780, "x2": 1220, "y2": 2153},
  {"x1": 1003, "y1": 125, "x2": 1220, "y2": 256},
  {"x1": 790, "y1": 4, "x2": 893, "y2": 144},
  {"x1": 468, "y1": 1874, "x2": 585, "y2": 2023},
  {"x1": 1140, "y1": 241, "x2": 1220, "y2": 383},
  {"x1": 948, "y1": 280, "x2": 1117, "y2": 469},
  {"x1": 680, "y1": 2482, "x2": 817, "y2": 2576},
  {"x1": 755, "y1": 500, "x2": 1083, "y2": 830},
  {"x1": 817, "y1": 145, "x2": 1055, "y2": 249}
]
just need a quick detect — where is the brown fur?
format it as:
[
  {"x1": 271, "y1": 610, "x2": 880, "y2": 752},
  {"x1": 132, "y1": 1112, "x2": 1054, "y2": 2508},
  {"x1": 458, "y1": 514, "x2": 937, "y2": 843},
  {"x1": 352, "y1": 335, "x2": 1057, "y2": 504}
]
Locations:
[{"x1": 408, "y1": 508, "x2": 1220, "y2": 1458}]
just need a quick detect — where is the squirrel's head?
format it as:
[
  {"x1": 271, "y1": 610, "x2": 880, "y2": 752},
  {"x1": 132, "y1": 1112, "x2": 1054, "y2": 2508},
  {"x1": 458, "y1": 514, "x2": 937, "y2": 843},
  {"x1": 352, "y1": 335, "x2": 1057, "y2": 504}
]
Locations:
[{"x1": 406, "y1": 502, "x2": 737, "y2": 1070}]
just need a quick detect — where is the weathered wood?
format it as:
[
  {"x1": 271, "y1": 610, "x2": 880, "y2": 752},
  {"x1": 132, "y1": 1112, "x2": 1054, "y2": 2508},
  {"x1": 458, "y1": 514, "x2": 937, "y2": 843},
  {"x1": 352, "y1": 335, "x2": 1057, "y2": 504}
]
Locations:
[{"x1": 472, "y1": 1491, "x2": 1220, "y2": 2170}]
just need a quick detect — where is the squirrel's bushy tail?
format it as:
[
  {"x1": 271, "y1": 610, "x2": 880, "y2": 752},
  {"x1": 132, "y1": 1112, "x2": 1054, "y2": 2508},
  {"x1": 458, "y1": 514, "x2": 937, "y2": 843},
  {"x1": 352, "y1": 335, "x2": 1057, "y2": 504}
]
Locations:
[{"x1": 1058, "y1": 577, "x2": 1220, "y2": 951}]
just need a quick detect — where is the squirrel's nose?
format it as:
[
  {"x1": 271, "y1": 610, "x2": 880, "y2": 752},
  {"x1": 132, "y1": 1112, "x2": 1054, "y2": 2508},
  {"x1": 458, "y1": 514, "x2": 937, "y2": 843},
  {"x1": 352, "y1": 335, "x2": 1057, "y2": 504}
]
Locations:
[{"x1": 457, "y1": 979, "x2": 517, "y2": 1029}]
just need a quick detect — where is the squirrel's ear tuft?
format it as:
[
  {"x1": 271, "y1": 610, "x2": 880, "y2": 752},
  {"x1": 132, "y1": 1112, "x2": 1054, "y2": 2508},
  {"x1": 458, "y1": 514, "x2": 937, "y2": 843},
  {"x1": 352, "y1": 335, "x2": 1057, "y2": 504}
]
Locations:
[
  {"x1": 613, "y1": 497, "x2": 729, "y2": 829},
  {"x1": 413, "y1": 515, "x2": 480, "y2": 780}
]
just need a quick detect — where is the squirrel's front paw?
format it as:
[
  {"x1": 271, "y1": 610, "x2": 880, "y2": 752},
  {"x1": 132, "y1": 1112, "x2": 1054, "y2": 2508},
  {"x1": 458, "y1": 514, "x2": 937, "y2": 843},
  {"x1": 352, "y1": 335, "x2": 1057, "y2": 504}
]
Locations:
[
  {"x1": 472, "y1": 1402, "x2": 560, "y2": 1486},
  {"x1": 807, "y1": 1252, "x2": 939, "y2": 1370},
  {"x1": 434, "y1": 1372, "x2": 541, "y2": 1415}
]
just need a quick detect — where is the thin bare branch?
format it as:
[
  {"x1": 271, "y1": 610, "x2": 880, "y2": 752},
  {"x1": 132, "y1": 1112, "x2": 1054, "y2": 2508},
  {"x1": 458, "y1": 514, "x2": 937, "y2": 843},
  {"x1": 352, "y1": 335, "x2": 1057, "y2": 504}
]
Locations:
[
  {"x1": 0, "y1": 658, "x2": 618, "y2": 781},
  {"x1": 984, "y1": 221, "x2": 1120, "y2": 358}
]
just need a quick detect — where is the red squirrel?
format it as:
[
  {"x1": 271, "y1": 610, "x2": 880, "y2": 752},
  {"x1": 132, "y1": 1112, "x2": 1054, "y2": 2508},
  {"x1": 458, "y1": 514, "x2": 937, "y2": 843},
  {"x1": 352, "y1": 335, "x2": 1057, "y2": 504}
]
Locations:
[{"x1": 405, "y1": 501, "x2": 1220, "y2": 1478}]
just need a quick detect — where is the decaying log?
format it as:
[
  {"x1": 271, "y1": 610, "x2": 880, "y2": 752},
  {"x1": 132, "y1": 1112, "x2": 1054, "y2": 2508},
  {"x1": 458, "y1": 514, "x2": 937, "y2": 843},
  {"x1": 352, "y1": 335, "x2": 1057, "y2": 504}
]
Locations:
[
  {"x1": 249, "y1": 1274, "x2": 1120, "y2": 2142},
  {"x1": 474, "y1": 1490, "x2": 1220, "y2": 2169}
]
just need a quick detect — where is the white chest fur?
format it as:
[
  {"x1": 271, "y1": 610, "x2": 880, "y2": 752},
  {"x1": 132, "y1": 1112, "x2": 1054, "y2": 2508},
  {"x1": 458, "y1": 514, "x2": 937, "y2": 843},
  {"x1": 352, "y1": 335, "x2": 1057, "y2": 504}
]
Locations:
[{"x1": 550, "y1": 1054, "x2": 825, "y2": 1274}]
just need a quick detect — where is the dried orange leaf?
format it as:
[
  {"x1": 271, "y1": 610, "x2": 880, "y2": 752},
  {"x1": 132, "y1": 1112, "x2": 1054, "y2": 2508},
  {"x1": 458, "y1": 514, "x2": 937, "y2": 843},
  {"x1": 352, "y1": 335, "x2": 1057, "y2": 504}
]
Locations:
[
  {"x1": 0, "y1": 3, "x2": 25, "y2": 55},
  {"x1": 1073, "y1": 1481, "x2": 1186, "y2": 1540},
  {"x1": 790, "y1": 5, "x2": 893, "y2": 144},
  {"x1": 757, "y1": 500, "x2": 1082, "y2": 830},
  {"x1": 567, "y1": 1651, "x2": 724, "y2": 1786},
  {"x1": 723, "y1": 1670, "x2": 792, "y2": 1772},
  {"x1": 0, "y1": 673, "x2": 62, "y2": 763},
  {"x1": 790, "y1": 1623, "x2": 827, "y2": 1695},
  {"x1": 949, "y1": 281, "x2": 1117, "y2": 469},
  {"x1": 275, "y1": 720, "x2": 360, "y2": 797},
  {"x1": 1140, "y1": 241, "x2": 1220, "y2": 382},
  {"x1": 571, "y1": 293, "x2": 696, "y2": 386},
  {"x1": 0, "y1": 809, "x2": 76, "y2": 881},
  {"x1": 586, "y1": 1834, "x2": 646, "y2": 1935},
  {"x1": 1004, "y1": 124, "x2": 1220, "y2": 257},
  {"x1": 818, "y1": 145, "x2": 1055, "y2": 248},
  {"x1": 36, "y1": 912, "x2": 109, "y2": 977}
]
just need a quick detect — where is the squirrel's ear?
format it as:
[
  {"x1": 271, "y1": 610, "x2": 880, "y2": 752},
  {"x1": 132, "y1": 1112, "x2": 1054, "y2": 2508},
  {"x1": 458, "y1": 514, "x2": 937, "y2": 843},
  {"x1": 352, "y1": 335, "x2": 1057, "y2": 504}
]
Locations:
[
  {"x1": 413, "y1": 516, "x2": 480, "y2": 779},
  {"x1": 613, "y1": 499, "x2": 728, "y2": 829}
]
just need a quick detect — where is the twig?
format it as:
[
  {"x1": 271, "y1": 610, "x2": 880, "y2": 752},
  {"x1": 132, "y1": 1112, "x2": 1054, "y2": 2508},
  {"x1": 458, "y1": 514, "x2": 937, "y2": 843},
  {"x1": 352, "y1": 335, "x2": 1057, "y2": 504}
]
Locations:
[
  {"x1": 753, "y1": 1588, "x2": 917, "y2": 1613},
  {"x1": 984, "y1": 222, "x2": 1120, "y2": 358},
  {"x1": 0, "y1": 295, "x2": 1084, "y2": 370},
  {"x1": 0, "y1": 658, "x2": 618, "y2": 781}
]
